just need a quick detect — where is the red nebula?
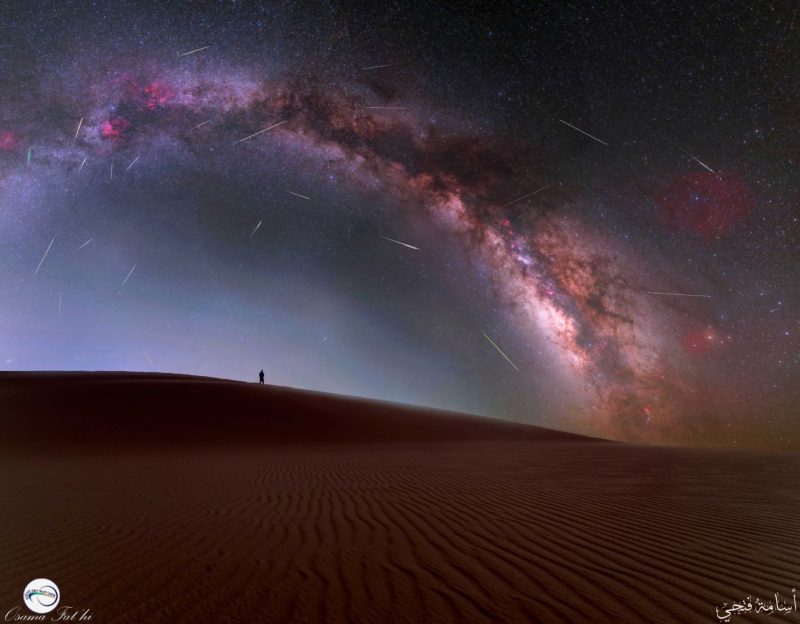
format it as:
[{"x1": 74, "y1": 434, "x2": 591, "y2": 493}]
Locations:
[
  {"x1": 659, "y1": 171, "x2": 753, "y2": 240},
  {"x1": 681, "y1": 328, "x2": 716, "y2": 355},
  {"x1": 101, "y1": 117, "x2": 132, "y2": 139},
  {"x1": 143, "y1": 81, "x2": 175, "y2": 110},
  {"x1": 0, "y1": 130, "x2": 19, "y2": 151}
]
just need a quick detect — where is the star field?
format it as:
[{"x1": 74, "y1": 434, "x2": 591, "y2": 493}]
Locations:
[{"x1": 1, "y1": 0, "x2": 798, "y2": 448}]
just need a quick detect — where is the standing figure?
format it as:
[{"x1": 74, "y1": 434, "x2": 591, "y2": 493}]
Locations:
[{"x1": 258, "y1": 369, "x2": 264, "y2": 385}]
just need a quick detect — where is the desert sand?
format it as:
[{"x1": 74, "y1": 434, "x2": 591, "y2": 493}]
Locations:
[{"x1": 1, "y1": 373, "x2": 798, "y2": 623}]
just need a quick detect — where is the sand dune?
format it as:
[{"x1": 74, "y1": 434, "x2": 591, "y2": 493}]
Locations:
[
  {"x1": 0, "y1": 372, "x2": 585, "y2": 450},
  {"x1": 1, "y1": 373, "x2": 798, "y2": 623}
]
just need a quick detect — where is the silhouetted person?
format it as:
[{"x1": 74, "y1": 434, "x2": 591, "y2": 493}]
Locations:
[{"x1": 258, "y1": 370, "x2": 264, "y2": 385}]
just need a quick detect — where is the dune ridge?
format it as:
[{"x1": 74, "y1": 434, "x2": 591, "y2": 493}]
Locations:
[{"x1": 0, "y1": 372, "x2": 589, "y2": 451}]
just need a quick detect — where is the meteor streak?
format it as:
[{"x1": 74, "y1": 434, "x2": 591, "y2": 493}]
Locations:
[
  {"x1": 558, "y1": 119, "x2": 609, "y2": 146},
  {"x1": 501, "y1": 184, "x2": 552, "y2": 207},
  {"x1": 249, "y1": 220, "x2": 262, "y2": 238},
  {"x1": 646, "y1": 291, "x2": 712, "y2": 298},
  {"x1": 33, "y1": 238, "x2": 55, "y2": 277},
  {"x1": 178, "y1": 45, "x2": 210, "y2": 57},
  {"x1": 482, "y1": 332, "x2": 519, "y2": 372},
  {"x1": 361, "y1": 63, "x2": 392, "y2": 70},
  {"x1": 664, "y1": 137, "x2": 715, "y2": 173},
  {"x1": 73, "y1": 117, "x2": 83, "y2": 143},
  {"x1": 380, "y1": 235, "x2": 419, "y2": 250},
  {"x1": 142, "y1": 351, "x2": 155, "y2": 369},
  {"x1": 286, "y1": 190, "x2": 310, "y2": 200},
  {"x1": 77, "y1": 238, "x2": 93, "y2": 250},
  {"x1": 234, "y1": 120, "x2": 287, "y2": 144},
  {"x1": 125, "y1": 155, "x2": 140, "y2": 171},
  {"x1": 120, "y1": 263, "x2": 136, "y2": 290}
]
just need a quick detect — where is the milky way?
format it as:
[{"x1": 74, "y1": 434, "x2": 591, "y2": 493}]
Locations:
[{"x1": 1, "y1": 1, "x2": 798, "y2": 448}]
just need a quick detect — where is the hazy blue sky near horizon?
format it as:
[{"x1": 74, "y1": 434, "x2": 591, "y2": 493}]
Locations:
[{"x1": 1, "y1": 1, "x2": 798, "y2": 448}]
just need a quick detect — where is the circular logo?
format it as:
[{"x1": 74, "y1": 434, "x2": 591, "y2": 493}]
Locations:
[{"x1": 23, "y1": 578, "x2": 60, "y2": 614}]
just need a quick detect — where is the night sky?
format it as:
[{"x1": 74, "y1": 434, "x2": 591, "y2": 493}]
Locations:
[{"x1": 1, "y1": 1, "x2": 798, "y2": 448}]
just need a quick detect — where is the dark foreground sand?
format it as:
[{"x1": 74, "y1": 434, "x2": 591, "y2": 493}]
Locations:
[{"x1": 1, "y1": 373, "x2": 798, "y2": 623}]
